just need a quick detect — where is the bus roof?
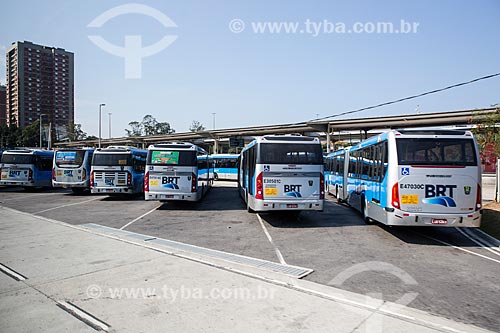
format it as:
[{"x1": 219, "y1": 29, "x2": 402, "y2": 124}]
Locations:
[
  {"x1": 148, "y1": 142, "x2": 207, "y2": 154},
  {"x1": 210, "y1": 154, "x2": 239, "y2": 158},
  {"x1": 2, "y1": 149, "x2": 54, "y2": 156},
  {"x1": 95, "y1": 146, "x2": 146, "y2": 154}
]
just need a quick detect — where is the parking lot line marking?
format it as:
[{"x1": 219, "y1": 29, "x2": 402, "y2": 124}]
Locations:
[
  {"x1": 0, "y1": 263, "x2": 27, "y2": 281},
  {"x1": 33, "y1": 196, "x2": 102, "y2": 214},
  {"x1": 256, "y1": 214, "x2": 287, "y2": 265},
  {"x1": 455, "y1": 227, "x2": 500, "y2": 257},
  {"x1": 0, "y1": 192, "x2": 62, "y2": 202},
  {"x1": 56, "y1": 301, "x2": 110, "y2": 331},
  {"x1": 414, "y1": 231, "x2": 500, "y2": 264},
  {"x1": 120, "y1": 203, "x2": 162, "y2": 230}
]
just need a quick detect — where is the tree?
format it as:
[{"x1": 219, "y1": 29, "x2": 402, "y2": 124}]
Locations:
[
  {"x1": 125, "y1": 121, "x2": 143, "y2": 137},
  {"x1": 125, "y1": 115, "x2": 175, "y2": 136},
  {"x1": 189, "y1": 120, "x2": 205, "y2": 132},
  {"x1": 66, "y1": 123, "x2": 88, "y2": 141},
  {"x1": 0, "y1": 125, "x2": 21, "y2": 148},
  {"x1": 473, "y1": 108, "x2": 500, "y2": 154},
  {"x1": 19, "y1": 120, "x2": 40, "y2": 147},
  {"x1": 473, "y1": 107, "x2": 500, "y2": 170}
]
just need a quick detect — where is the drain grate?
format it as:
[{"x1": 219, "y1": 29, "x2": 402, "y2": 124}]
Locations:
[{"x1": 82, "y1": 223, "x2": 313, "y2": 278}]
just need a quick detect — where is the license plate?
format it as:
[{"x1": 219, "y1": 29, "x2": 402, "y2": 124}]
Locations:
[
  {"x1": 287, "y1": 204, "x2": 298, "y2": 208},
  {"x1": 105, "y1": 189, "x2": 114, "y2": 193},
  {"x1": 431, "y1": 219, "x2": 448, "y2": 225},
  {"x1": 166, "y1": 195, "x2": 174, "y2": 198}
]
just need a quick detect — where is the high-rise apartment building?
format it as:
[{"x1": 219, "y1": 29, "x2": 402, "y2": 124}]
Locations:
[
  {"x1": 5, "y1": 41, "x2": 74, "y2": 139},
  {"x1": 0, "y1": 85, "x2": 6, "y2": 126}
]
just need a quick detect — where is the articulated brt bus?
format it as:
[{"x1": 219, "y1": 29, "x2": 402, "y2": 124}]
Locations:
[
  {"x1": 239, "y1": 135, "x2": 324, "y2": 212},
  {"x1": 52, "y1": 148, "x2": 94, "y2": 192},
  {"x1": 90, "y1": 146, "x2": 147, "y2": 195},
  {"x1": 145, "y1": 143, "x2": 212, "y2": 201},
  {"x1": 0, "y1": 149, "x2": 54, "y2": 188},
  {"x1": 326, "y1": 129, "x2": 482, "y2": 227},
  {"x1": 211, "y1": 154, "x2": 239, "y2": 180}
]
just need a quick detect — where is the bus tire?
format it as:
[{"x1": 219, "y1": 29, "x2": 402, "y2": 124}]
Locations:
[
  {"x1": 214, "y1": 173, "x2": 218, "y2": 180},
  {"x1": 361, "y1": 198, "x2": 375, "y2": 225}
]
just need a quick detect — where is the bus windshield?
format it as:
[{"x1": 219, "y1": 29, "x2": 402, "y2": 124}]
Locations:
[
  {"x1": 147, "y1": 150, "x2": 197, "y2": 166},
  {"x1": 396, "y1": 138, "x2": 477, "y2": 166},
  {"x1": 93, "y1": 154, "x2": 131, "y2": 166},
  {"x1": 259, "y1": 143, "x2": 324, "y2": 165},
  {"x1": 55, "y1": 151, "x2": 86, "y2": 167},
  {"x1": 1, "y1": 154, "x2": 35, "y2": 164}
]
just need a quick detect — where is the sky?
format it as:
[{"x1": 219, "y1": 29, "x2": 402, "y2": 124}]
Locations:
[{"x1": 1, "y1": 0, "x2": 499, "y2": 138}]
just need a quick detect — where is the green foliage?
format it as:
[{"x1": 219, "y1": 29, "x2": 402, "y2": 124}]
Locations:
[
  {"x1": 125, "y1": 115, "x2": 175, "y2": 136},
  {"x1": 0, "y1": 125, "x2": 21, "y2": 148},
  {"x1": 66, "y1": 123, "x2": 88, "y2": 141},
  {"x1": 473, "y1": 108, "x2": 500, "y2": 157},
  {"x1": 189, "y1": 120, "x2": 205, "y2": 132}
]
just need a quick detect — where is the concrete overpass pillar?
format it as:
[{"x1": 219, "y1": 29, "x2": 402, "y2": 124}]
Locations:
[
  {"x1": 326, "y1": 127, "x2": 331, "y2": 153},
  {"x1": 213, "y1": 138, "x2": 219, "y2": 154}
]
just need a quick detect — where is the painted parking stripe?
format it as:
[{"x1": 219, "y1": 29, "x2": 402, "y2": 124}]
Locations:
[
  {"x1": 33, "y1": 196, "x2": 103, "y2": 214},
  {"x1": 257, "y1": 214, "x2": 287, "y2": 265},
  {"x1": 120, "y1": 203, "x2": 162, "y2": 230},
  {"x1": 455, "y1": 227, "x2": 500, "y2": 257}
]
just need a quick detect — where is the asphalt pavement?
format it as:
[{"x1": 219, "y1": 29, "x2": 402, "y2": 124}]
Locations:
[{"x1": 0, "y1": 206, "x2": 495, "y2": 333}]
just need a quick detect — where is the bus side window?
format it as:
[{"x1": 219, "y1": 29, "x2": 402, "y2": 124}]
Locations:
[
  {"x1": 35, "y1": 156, "x2": 52, "y2": 171},
  {"x1": 380, "y1": 142, "x2": 388, "y2": 181},
  {"x1": 132, "y1": 154, "x2": 146, "y2": 173}
]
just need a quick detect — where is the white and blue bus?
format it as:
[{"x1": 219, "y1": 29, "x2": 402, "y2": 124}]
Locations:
[
  {"x1": 52, "y1": 148, "x2": 94, "y2": 193},
  {"x1": 145, "y1": 143, "x2": 212, "y2": 201},
  {"x1": 90, "y1": 146, "x2": 147, "y2": 195},
  {"x1": 0, "y1": 149, "x2": 54, "y2": 189},
  {"x1": 324, "y1": 148, "x2": 347, "y2": 202},
  {"x1": 327, "y1": 129, "x2": 482, "y2": 227},
  {"x1": 238, "y1": 135, "x2": 324, "y2": 212},
  {"x1": 211, "y1": 154, "x2": 239, "y2": 180}
]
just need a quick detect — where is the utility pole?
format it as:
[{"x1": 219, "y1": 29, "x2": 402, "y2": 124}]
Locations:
[
  {"x1": 98, "y1": 103, "x2": 106, "y2": 148},
  {"x1": 39, "y1": 113, "x2": 46, "y2": 148}
]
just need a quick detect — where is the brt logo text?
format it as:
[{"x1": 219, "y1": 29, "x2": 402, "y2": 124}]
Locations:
[
  {"x1": 284, "y1": 184, "x2": 302, "y2": 193},
  {"x1": 425, "y1": 184, "x2": 456, "y2": 198},
  {"x1": 162, "y1": 176, "x2": 180, "y2": 184}
]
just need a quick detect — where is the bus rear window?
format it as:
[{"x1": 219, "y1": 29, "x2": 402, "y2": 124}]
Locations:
[
  {"x1": 147, "y1": 150, "x2": 197, "y2": 166},
  {"x1": 1, "y1": 154, "x2": 35, "y2": 164},
  {"x1": 259, "y1": 143, "x2": 324, "y2": 165},
  {"x1": 55, "y1": 151, "x2": 85, "y2": 167},
  {"x1": 92, "y1": 154, "x2": 131, "y2": 166},
  {"x1": 396, "y1": 138, "x2": 477, "y2": 166}
]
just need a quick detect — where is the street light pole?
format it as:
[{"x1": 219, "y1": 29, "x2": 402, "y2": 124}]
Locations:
[
  {"x1": 39, "y1": 113, "x2": 46, "y2": 149},
  {"x1": 108, "y1": 112, "x2": 112, "y2": 139},
  {"x1": 98, "y1": 103, "x2": 105, "y2": 148}
]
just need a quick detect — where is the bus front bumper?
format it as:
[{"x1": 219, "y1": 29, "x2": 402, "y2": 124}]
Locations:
[
  {"x1": 0, "y1": 180, "x2": 34, "y2": 186},
  {"x1": 385, "y1": 209, "x2": 482, "y2": 227},
  {"x1": 53, "y1": 181, "x2": 89, "y2": 188},
  {"x1": 145, "y1": 191, "x2": 198, "y2": 201},
  {"x1": 253, "y1": 199, "x2": 324, "y2": 212},
  {"x1": 91, "y1": 187, "x2": 134, "y2": 194}
]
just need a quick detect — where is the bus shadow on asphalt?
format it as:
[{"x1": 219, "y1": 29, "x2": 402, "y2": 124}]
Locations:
[
  {"x1": 258, "y1": 210, "x2": 366, "y2": 228},
  {"x1": 99, "y1": 194, "x2": 145, "y2": 201},
  {"x1": 378, "y1": 224, "x2": 481, "y2": 248}
]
